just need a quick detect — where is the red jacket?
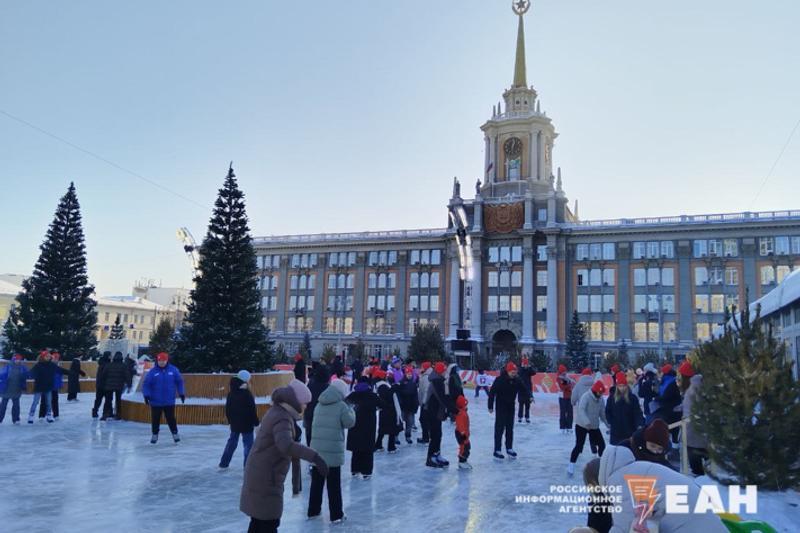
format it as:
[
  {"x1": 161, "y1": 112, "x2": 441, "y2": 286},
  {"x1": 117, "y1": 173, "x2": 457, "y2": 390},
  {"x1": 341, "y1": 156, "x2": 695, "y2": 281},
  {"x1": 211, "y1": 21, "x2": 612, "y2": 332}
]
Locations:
[
  {"x1": 455, "y1": 406, "x2": 470, "y2": 439},
  {"x1": 558, "y1": 375, "x2": 573, "y2": 400}
]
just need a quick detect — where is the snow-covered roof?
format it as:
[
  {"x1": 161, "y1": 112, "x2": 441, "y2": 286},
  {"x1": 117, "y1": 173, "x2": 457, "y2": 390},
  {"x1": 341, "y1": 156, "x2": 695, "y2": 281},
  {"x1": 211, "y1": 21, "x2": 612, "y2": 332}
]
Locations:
[
  {"x1": 0, "y1": 280, "x2": 21, "y2": 296},
  {"x1": 95, "y1": 296, "x2": 166, "y2": 311},
  {"x1": 750, "y1": 268, "x2": 800, "y2": 319}
]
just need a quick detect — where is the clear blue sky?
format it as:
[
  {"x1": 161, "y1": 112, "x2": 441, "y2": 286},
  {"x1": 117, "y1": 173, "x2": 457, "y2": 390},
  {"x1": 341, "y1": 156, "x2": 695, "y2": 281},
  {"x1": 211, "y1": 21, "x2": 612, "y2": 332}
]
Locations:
[{"x1": 1, "y1": 0, "x2": 798, "y2": 296}]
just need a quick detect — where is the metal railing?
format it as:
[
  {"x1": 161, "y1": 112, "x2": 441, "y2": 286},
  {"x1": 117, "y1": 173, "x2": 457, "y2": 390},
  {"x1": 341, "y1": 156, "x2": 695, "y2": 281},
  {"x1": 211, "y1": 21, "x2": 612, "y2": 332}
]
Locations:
[
  {"x1": 569, "y1": 209, "x2": 800, "y2": 229},
  {"x1": 253, "y1": 228, "x2": 448, "y2": 245}
]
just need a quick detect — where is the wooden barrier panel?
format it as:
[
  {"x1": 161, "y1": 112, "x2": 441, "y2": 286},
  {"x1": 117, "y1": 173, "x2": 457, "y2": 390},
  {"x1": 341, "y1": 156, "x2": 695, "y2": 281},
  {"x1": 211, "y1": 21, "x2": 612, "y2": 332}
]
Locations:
[
  {"x1": 25, "y1": 380, "x2": 97, "y2": 394},
  {"x1": 120, "y1": 400, "x2": 272, "y2": 426}
]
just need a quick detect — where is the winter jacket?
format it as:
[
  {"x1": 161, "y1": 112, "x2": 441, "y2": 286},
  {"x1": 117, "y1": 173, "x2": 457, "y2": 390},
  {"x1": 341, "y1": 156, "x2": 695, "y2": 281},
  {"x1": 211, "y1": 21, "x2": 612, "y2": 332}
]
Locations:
[
  {"x1": 346, "y1": 384, "x2": 380, "y2": 452},
  {"x1": 599, "y1": 445, "x2": 727, "y2": 533},
  {"x1": 30, "y1": 361, "x2": 68, "y2": 393},
  {"x1": 638, "y1": 372, "x2": 658, "y2": 415},
  {"x1": 444, "y1": 364, "x2": 463, "y2": 410},
  {"x1": 0, "y1": 363, "x2": 30, "y2": 399},
  {"x1": 310, "y1": 383, "x2": 356, "y2": 467},
  {"x1": 390, "y1": 366, "x2": 404, "y2": 384},
  {"x1": 557, "y1": 373, "x2": 574, "y2": 400},
  {"x1": 518, "y1": 367, "x2": 534, "y2": 400},
  {"x1": 652, "y1": 372, "x2": 681, "y2": 424},
  {"x1": 396, "y1": 376, "x2": 419, "y2": 414},
  {"x1": 100, "y1": 360, "x2": 131, "y2": 392},
  {"x1": 571, "y1": 375, "x2": 594, "y2": 407},
  {"x1": 455, "y1": 404, "x2": 469, "y2": 440},
  {"x1": 142, "y1": 364, "x2": 185, "y2": 407},
  {"x1": 67, "y1": 359, "x2": 86, "y2": 396},
  {"x1": 682, "y1": 374, "x2": 707, "y2": 449},
  {"x1": 424, "y1": 372, "x2": 449, "y2": 421},
  {"x1": 417, "y1": 367, "x2": 432, "y2": 406},
  {"x1": 620, "y1": 427, "x2": 674, "y2": 469},
  {"x1": 487, "y1": 371, "x2": 523, "y2": 413},
  {"x1": 226, "y1": 377, "x2": 260, "y2": 434},
  {"x1": 349, "y1": 359, "x2": 364, "y2": 383},
  {"x1": 240, "y1": 386, "x2": 319, "y2": 521},
  {"x1": 125, "y1": 357, "x2": 138, "y2": 379},
  {"x1": 303, "y1": 368, "x2": 330, "y2": 429},
  {"x1": 575, "y1": 389, "x2": 608, "y2": 430},
  {"x1": 293, "y1": 359, "x2": 306, "y2": 383},
  {"x1": 330, "y1": 358, "x2": 345, "y2": 378},
  {"x1": 376, "y1": 380, "x2": 402, "y2": 435},
  {"x1": 605, "y1": 389, "x2": 645, "y2": 445},
  {"x1": 96, "y1": 354, "x2": 111, "y2": 392}
]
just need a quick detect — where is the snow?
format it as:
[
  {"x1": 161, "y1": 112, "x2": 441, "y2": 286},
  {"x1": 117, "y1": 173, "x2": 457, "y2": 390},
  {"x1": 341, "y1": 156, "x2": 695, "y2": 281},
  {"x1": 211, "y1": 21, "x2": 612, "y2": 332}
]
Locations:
[{"x1": 0, "y1": 392, "x2": 797, "y2": 532}]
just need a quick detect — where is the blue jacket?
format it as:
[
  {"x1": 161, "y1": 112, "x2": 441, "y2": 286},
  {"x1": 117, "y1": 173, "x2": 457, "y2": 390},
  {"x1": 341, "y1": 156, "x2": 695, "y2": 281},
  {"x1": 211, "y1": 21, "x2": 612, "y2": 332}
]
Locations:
[
  {"x1": 142, "y1": 364, "x2": 185, "y2": 407},
  {"x1": 1, "y1": 364, "x2": 31, "y2": 399}
]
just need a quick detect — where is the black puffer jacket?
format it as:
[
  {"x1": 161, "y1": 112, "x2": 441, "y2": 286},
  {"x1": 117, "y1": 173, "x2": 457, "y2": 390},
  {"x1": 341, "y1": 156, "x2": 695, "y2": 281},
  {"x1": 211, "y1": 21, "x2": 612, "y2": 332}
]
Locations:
[
  {"x1": 396, "y1": 377, "x2": 419, "y2": 413},
  {"x1": 225, "y1": 377, "x2": 260, "y2": 433},
  {"x1": 31, "y1": 361, "x2": 68, "y2": 393},
  {"x1": 100, "y1": 358, "x2": 131, "y2": 392},
  {"x1": 605, "y1": 390, "x2": 645, "y2": 445},
  {"x1": 488, "y1": 371, "x2": 523, "y2": 413},
  {"x1": 303, "y1": 366, "x2": 330, "y2": 428}
]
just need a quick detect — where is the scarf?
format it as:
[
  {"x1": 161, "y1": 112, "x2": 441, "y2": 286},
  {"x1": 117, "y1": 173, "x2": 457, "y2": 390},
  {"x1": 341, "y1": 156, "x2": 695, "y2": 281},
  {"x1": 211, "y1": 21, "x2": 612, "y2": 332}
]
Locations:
[{"x1": 279, "y1": 402, "x2": 302, "y2": 420}]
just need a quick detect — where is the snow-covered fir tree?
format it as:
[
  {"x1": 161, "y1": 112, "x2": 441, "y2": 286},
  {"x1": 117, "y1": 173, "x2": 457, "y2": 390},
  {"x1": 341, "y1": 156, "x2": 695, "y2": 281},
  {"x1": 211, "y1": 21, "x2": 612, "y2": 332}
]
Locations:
[
  {"x1": 109, "y1": 314, "x2": 126, "y2": 340},
  {"x1": 565, "y1": 310, "x2": 589, "y2": 370}
]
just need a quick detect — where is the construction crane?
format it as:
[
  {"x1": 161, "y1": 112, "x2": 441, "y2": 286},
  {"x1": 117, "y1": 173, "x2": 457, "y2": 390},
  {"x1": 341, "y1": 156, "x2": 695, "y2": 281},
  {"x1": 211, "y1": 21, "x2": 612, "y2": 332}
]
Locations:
[{"x1": 176, "y1": 227, "x2": 200, "y2": 278}]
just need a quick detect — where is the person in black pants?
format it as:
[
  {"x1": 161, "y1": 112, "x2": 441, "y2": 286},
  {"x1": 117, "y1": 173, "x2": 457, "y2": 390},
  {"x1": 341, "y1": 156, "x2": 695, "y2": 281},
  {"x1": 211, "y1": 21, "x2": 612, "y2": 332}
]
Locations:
[
  {"x1": 303, "y1": 366, "x2": 329, "y2": 446},
  {"x1": 99, "y1": 352, "x2": 131, "y2": 420},
  {"x1": 39, "y1": 351, "x2": 66, "y2": 419},
  {"x1": 92, "y1": 351, "x2": 111, "y2": 418},
  {"x1": 488, "y1": 362, "x2": 523, "y2": 459},
  {"x1": 424, "y1": 362, "x2": 450, "y2": 468},
  {"x1": 516, "y1": 359, "x2": 534, "y2": 423},
  {"x1": 346, "y1": 376, "x2": 380, "y2": 478}
]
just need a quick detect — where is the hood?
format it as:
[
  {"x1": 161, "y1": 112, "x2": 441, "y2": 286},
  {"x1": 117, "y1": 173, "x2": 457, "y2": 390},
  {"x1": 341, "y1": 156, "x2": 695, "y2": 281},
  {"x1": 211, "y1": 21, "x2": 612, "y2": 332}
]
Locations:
[
  {"x1": 577, "y1": 375, "x2": 594, "y2": 386},
  {"x1": 598, "y1": 444, "x2": 636, "y2": 486},
  {"x1": 690, "y1": 374, "x2": 703, "y2": 387},
  {"x1": 271, "y1": 386, "x2": 302, "y2": 413},
  {"x1": 318, "y1": 382, "x2": 346, "y2": 405},
  {"x1": 229, "y1": 377, "x2": 244, "y2": 391}
]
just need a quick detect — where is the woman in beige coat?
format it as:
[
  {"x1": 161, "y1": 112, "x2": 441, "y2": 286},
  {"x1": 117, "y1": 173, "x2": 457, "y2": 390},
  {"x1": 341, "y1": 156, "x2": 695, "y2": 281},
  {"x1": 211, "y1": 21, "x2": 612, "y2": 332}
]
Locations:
[{"x1": 240, "y1": 380, "x2": 329, "y2": 533}]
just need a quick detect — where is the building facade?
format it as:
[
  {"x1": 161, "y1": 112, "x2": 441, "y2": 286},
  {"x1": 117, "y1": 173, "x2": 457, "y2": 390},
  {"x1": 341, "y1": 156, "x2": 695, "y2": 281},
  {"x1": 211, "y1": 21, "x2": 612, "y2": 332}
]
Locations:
[{"x1": 253, "y1": 7, "x2": 800, "y2": 364}]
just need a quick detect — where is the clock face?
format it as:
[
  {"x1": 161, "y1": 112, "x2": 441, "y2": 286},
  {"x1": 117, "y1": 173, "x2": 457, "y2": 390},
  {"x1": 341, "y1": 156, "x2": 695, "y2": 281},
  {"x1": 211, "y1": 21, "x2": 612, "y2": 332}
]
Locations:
[{"x1": 504, "y1": 137, "x2": 523, "y2": 158}]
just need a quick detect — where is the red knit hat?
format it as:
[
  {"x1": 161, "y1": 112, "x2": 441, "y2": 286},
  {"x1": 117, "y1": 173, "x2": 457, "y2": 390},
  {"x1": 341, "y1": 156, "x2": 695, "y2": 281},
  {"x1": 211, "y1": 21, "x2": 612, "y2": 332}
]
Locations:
[
  {"x1": 421, "y1": 361, "x2": 431, "y2": 371},
  {"x1": 610, "y1": 364, "x2": 620, "y2": 374},
  {"x1": 294, "y1": 353, "x2": 303, "y2": 362},
  {"x1": 434, "y1": 362, "x2": 446, "y2": 374},
  {"x1": 581, "y1": 367, "x2": 592, "y2": 376},
  {"x1": 558, "y1": 364, "x2": 567, "y2": 374},
  {"x1": 156, "y1": 352, "x2": 169, "y2": 363},
  {"x1": 373, "y1": 369, "x2": 387, "y2": 380},
  {"x1": 678, "y1": 360, "x2": 694, "y2": 377},
  {"x1": 615, "y1": 371, "x2": 627, "y2": 386},
  {"x1": 12, "y1": 354, "x2": 23, "y2": 361},
  {"x1": 51, "y1": 352, "x2": 60, "y2": 361},
  {"x1": 643, "y1": 419, "x2": 670, "y2": 449},
  {"x1": 591, "y1": 381, "x2": 606, "y2": 395},
  {"x1": 661, "y1": 363, "x2": 673, "y2": 375},
  {"x1": 404, "y1": 365, "x2": 414, "y2": 374},
  {"x1": 505, "y1": 362, "x2": 517, "y2": 373},
  {"x1": 455, "y1": 395, "x2": 468, "y2": 410}
]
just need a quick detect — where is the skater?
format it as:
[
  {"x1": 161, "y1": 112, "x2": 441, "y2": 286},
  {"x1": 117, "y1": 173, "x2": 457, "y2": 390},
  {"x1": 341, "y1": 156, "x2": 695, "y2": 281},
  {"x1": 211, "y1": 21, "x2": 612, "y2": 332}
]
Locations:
[
  {"x1": 681, "y1": 365, "x2": 708, "y2": 476},
  {"x1": 598, "y1": 445, "x2": 728, "y2": 532},
  {"x1": 417, "y1": 361, "x2": 432, "y2": 444},
  {"x1": 124, "y1": 354, "x2": 138, "y2": 392},
  {"x1": 487, "y1": 362, "x2": 523, "y2": 459},
  {"x1": 474, "y1": 369, "x2": 491, "y2": 398},
  {"x1": 444, "y1": 362, "x2": 463, "y2": 414},
  {"x1": 375, "y1": 370, "x2": 402, "y2": 453},
  {"x1": 330, "y1": 355, "x2": 345, "y2": 379},
  {"x1": 571, "y1": 368, "x2": 594, "y2": 411},
  {"x1": 99, "y1": 352, "x2": 131, "y2": 420},
  {"x1": 303, "y1": 365, "x2": 329, "y2": 446},
  {"x1": 66, "y1": 357, "x2": 86, "y2": 401},
  {"x1": 0, "y1": 354, "x2": 30, "y2": 424},
  {"x1": 424, "y1": 362, "x2": 450, "y2": 468},
  {"x1": 348, "y1": 355, "x2": 363, "y2": 390},
  {"x1": 620, "y1": 418, "x2": 673, "y2": 468},
  {"x1": 308, "y1": 378, "x2": 355, "y2": 524},
  {"x1": 581, "y1": 458, "x2": 613, "y2": 533},
  {"x1": 568, "y1": 380, "x2": 608, "y2": 476},
  {"x1": 454, "y1": 394, "x2": 471, "y2": 469},
  {"x1": 293, "y1": 354, "x2": 306, "y2": 383},
  {"x1": 240, "y1": 379, "x2": 329, "y2": 533},
  {"x1": 517, "y1": 358, "x2": 534, "y2": 423},
  {"x1": 92, "y1": 351, "x2": 111, "y2": 418},
  {"x1": 638, "y1": 362, "x2": 658, "y2": 418},
  {"x1": 389, "y1": 357, "x2": 404, "y2": 383},
  {"x1": 557, "y1": 364, "x2": 574, "y2": 433},
  {"x1": 605, "y1": 371, "x2": 644, "y2": 445},
  {"x1": 397, "y1": 365, "x2": 419, "y2": 444},
  {"x1": 346, "y1": 375, "x2": 380, "y2": 479},
  {"x1": 652, "y1": 364, "x2": 682, "y2": 444},
  {"x1": 28, "y1": 350, "x2": 68, "y2": 423},
  {"x1": 142, "y1": 352, "x2": 185, "y2": 444},
  {"x1": 39, "y1": 351, "x2": 64, "y2": 419},
  {"x1": 220, "y1": 370, "x2": 260, "y2": 468}
]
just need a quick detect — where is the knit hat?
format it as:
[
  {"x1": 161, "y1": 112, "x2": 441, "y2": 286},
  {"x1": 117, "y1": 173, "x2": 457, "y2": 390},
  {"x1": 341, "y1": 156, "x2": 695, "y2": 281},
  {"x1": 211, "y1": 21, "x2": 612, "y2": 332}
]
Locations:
[
  {"x1": 643, "y1": 419, "x2": 671, "y2": 449},
  {"x1": 404, "y1": 365, "x2": 414, "y2": 375},
  {"x1": 615, "y1": 372, "x2": 627, "y2": 386},
  {"x1": 506, "y1": 362, "x2": 517, "y2": 373},
  {"x1": 421, "y1": 361, "x2": 431, "y2": 371},
  {"x1": 581, "y1": 367, "x2": 592, "y2": 376},
  {"x1": 237, "y1": 370, "x2": 252, "y2": 383},
  {"x1": 610, "y1": 364, "x2": 619, "y2": 374},
  {"x1": 661, "y1": 363, "x2": 673, "y2": 375},
  {"x1": 329, "y1": 378, "x2": 349, "y2": 399},
  {"x1": 643, "y1": 363, "x2": 656, "y2": 375},
  {"x1": 373, "y1": 369, "x2": 387, "y2": 380},
  {"x1": 455, "y1": 395, "x2": 468, "y2": 410},
  {"x1": 51, "y1": 352, "x2": 61, "y2": 361},
  {"x1": 591, "y1": 381, "x2": 606, "y2": 395},
  {"x1": 558, "y1": 364, "x2": 567, "y2": 374},
  {"x1": 156, "y1": 352, "x2": 169, "y2": 363},
  {"x1": 287, "y1": 378, "x2": 312, "y2": 405},
  {"x1": 12, "y1": 354, "x2": 23, "y2": 361},
  {"x1": 678, "y1": 360, "x2": 694, "y2": 377},
  {"x1": 294, "y1": 353, "x2": 303, "y2": 362},
  {"x1": 434, "y1": 362, "x2": 446, "y2": 374}
]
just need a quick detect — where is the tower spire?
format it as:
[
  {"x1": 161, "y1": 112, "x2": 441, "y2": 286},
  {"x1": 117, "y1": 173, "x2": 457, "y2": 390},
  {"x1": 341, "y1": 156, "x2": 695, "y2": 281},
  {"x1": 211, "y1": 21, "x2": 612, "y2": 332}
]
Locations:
[{"x1": 511, "y1": 0, "x2": 531, "y2": 88}]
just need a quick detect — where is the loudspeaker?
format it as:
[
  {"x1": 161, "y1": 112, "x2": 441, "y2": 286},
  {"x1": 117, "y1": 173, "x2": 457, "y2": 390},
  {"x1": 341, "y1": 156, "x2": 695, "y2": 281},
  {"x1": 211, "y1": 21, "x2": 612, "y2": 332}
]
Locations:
[{"x1": 456, "y1": 328, "x2": 470, "y2": 340}]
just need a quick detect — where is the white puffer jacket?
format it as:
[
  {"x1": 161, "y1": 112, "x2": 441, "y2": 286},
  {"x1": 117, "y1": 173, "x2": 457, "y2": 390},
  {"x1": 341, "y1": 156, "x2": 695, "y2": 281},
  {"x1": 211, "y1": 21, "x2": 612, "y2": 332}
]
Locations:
[
  {"x1": 599, "y1": 445, "x2": 727, "y2": 533},
  {"x1": 574, "y1": 389, "x2": 607, "y2": 430}
]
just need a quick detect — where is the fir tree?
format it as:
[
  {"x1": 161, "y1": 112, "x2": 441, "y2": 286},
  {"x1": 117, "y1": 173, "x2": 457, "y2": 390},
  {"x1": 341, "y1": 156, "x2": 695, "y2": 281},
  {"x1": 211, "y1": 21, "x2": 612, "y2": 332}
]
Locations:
[
  {"x1": 530, "y1": 351, "x2": 552, "y2": 372},
  {"x1": 148, "y1": 317, "x2": 175, "y2": 355},
  {"x1": 174, "y1": 165, "x2": 271, "y2": 372},
  {"x1": 407, "y1": 323, "x2": 446, "y2": 362},
  {"x1": 3, "y1": 183, "x2": 96, "y2": 360},
  {"x1": 109, "y1": 314, "x2": 126, "y2": 340},
  {"x1": 565, "y1": 310, "x2": 589, "y2": 370},
  {"x1": 299, "y1": 332, "x2": 312, "y2": 360},
  {"x1": 694, "y1": 303, "x2": 800, "y2": 489}
]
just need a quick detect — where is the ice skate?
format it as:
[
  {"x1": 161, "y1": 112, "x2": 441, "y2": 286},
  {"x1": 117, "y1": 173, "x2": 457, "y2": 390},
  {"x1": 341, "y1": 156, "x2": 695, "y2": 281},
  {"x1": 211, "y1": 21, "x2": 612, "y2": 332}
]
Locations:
[
  {"x1": 458, "y1": 461, "x2": 473, "y2": 470},
  {"x1": 46, "y1": 415, "x2": 54, "y2": 423},
  {"x1": 331, "y1": 515, "x2": 347, "y2": 525},
  {"x1": 27, "y1": 415, "x2": 34, "y2": 424},
  {"x1": 150, "y1": 434, "x2": 158, "y2": 444},
  {"x1": 435, "y1": 454, "x2": 449, "y2": 467},
  {"x1": 493, "y1": 451, "x2": 505, "y2": 460},
  {"x1": 567, "y1": 462, "x2": 575, "y2": 476},
  {"x1": 426, "y1": 457, "x2": 444, "y2": 468},
  {"x1": 172, "y1": 432, "x2": 180, "y2": 443},
  {"x1": 506, "y1": 449, "x2": 517, "y2": 458}
]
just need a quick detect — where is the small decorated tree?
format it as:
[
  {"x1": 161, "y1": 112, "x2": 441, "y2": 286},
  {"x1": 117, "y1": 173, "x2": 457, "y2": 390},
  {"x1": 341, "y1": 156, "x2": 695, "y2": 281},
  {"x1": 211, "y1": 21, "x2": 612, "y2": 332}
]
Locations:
[{"x1": 566, "y1": 311, "x2": 589, "y2": 370}]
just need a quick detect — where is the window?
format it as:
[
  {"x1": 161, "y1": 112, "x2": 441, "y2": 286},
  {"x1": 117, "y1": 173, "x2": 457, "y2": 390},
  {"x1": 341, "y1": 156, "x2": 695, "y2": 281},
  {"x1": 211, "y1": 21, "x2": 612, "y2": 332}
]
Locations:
[
  {"x1": 388, "y1": 273, "x2": 396, "y2": 288},
  {"x1": 511, "y1": 246, "x2": 522, "y2": 263},
  {"x1": 693, "y1": 240, "x2": 708, "y2": 258},
  {"x1": 510, "y1": 295, "x2": 521, "y2": 312},
  {"x1": 511, "y1": 271, "x2": 522, "y2": 287},
  {"x1": 604, "y1": 294, "x2": 616, "y2": 312},
  {"x1": 695, "y1": 295, "x2": 709, "y2": 313},
  {"x1": 662, "y1": 294, "x2": 675, "y2": 313},
  {"x1": 431, "y1": 249, "x2": 441, "y2": 265},
  {"x1": 761, "y1": 266, "x2": 775, "y2": 285},
  {"x1": 661, "y1": 268, "x2": 674, "y2": 286},
  {"x1": 634, "y1": 268, "x2": 646, "y2": 287},
  {"x1": 711, "y1": 294, "x2": 725, "y2": 313},
  {"x1": 368, "y1": 251, "x2": 378, "y2": 265},
  {"x1": 661, "y1": 241, "x2": 674, "y2": 259},
  {"x1": 633, "y1": 322, "x2": 648, "y2": 342},
  {"x1": 708, "y1": 239, "x2": 722, "y2": 257},
  {"x1": 647, "y1": 241, "x2": 659, "y2": 259},
  {"x1": 647, "y1": 268, "x2": 660, "y2": 286},
  {"x1": 577, "y1": 295, "x2": 589, "y2": 313},
  {"x1": 537, "y1": 321, "x2": 547, "y2": 339},
  {"x1": 602, "y1": 243, "x2": 615, "y2": 260},
  {"x1": 776, "y1": 236, "x2": 790, "y2": 255},
  {"x1": 603, "y1": 322, "x2": 616, "y2": 341},
  {"x1": 633, "y1": 242, "x2": 647, "y2": 259},
  {"x1": 538, "y1": 208, "x2": 548, "y2": 221},
  {"x1": 589, "y1": 244, "x2": 602, "y2": 260},
  {"x1": 695, "y1": 267, "x2": 708, "y2": 286},
  {"x1": 537, "y1": 245, "x2": 547, "y2": 261},
  {"x1": 576, "y1": 244, "x2": 589, "y2": 260},
  {"x1": 696, "y1": 323, "x2": 711, "y2": 341},
  {"x1": 709, "y1": 267, "x2": 724, "y2": 285},
  {"x1": 537, "y1": 295, "x2": 547, "y2": 311},
  {"x1": 488, "y1": 271, "x2": 499, "y2": 287},
  {"x1": 724, "y1": 239, "x2": 738, "y2": 257},
  {"x1": 500, "y1": 247, "x2": 511, "y2": 263},
  {"x1": 724, "y1": 267, "x2": 738, "y2": 286},
  {"x1": 368, "y1": 273, "x2": 377, "y2": 289},
  {"x1": 410, "y1": 250, "x2": 420, "y2": 265},
  {"x1": 760, "y1": 237, "x2": 774, "y2": 256},
  {"x1": 487, "y1": 296, "x2": 498, "y2": 312},
  {"x1": 577, "y1": 269, "x2": 588, "y2": 287},
  {"x1": 537, "y1": 270, "x2": 548, "y2": 286},
  {"x1": 792, "y1": 237, "x2": 800, "y2": 255},
  {"x1": 726, "y1": 294, "x2": 739, "y2": 310},
  {"x1": 777, "y1": 265, "x2": 792, "y2": 284},
  {"x1": 420, "y1": 273, "x2": 430, "y2": 288},
  {"x1": 663, "y1": 322, "x2": 677, "y2": 342},
  {"x1": 590, "y1": 269, "x2": 602, "y2": 286}
]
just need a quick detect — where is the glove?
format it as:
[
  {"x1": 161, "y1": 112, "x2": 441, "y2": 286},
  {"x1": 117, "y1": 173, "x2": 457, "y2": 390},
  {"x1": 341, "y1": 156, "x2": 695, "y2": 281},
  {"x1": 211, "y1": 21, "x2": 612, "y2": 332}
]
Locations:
[
  {"x1": 312, "y1": 453, "x2": 329, "y2": 477},
  {"x1": 180, "y1": 395, "x2": 186, "y2": 404},
  {"x1": 144, "y1": 396, "x2": 150, "y2": 405}
]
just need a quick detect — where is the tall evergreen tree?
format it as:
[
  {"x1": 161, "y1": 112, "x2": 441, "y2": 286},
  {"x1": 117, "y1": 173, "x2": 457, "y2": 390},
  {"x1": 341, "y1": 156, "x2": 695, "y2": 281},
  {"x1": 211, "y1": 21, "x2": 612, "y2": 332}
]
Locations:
[
  {"x1": 694, "y1": 304, "x2": 800, "y2": 489},
  {"x1": 174, "y1": 165, "x2": 271, "y2": 372},
  {"x1": 565, "y1": 310, "x2": 589, "y2": 370},
  {"x1": 3, "y1": 183, "x2": 96, "y2": 360},
  {"x1": 299, "y1": 332, "x2": 312, "y2": 359},
  {"x1": 148, "y1": 317, "x2": 175, "y2": 355},
  {"x1": 407, "y1": 323, "x2": 446, "y2": 362}
]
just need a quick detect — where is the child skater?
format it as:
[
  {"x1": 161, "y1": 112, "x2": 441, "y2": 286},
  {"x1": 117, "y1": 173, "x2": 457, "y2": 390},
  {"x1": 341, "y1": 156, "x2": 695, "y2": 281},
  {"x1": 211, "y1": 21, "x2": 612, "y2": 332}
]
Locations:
[{"x1": 454, "y1": 394, "x2": 471, "y2": 470}]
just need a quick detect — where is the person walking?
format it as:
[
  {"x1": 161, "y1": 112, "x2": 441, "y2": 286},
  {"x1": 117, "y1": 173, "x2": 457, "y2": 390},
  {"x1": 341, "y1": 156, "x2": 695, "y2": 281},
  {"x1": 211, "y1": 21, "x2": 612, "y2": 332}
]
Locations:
[
  {"x1": 99, "y1": 352, "x2": 131, "y2": 420},
  {"x1": 517, "y1": 358, "x2": 534, "y2": 424},
  {"x1": 424, "y1": 362, "x2": 450, "y2": 468},
  {"x1": 240, "y1": 379, "x2": 329, "y2": 533},
  {"x1": 220, "y1": 370, "x2": 260, "y2": 469},
  {"x1": 374, "y1": 371, "x2": 402, "y2": 453},
  {"x1": 0, "y1": 355, "x2": 30, "y2": 424},
  {"x1": 557, "y1": 364, "x2": 575, "y2": 434},
  {"x1": 28, "y1": 350, "x2": 67, "y2": 423},
  {"x1": 397, "y1": 365, "x2": 419, "y2": 445},
  {"x1": 416, "y1": 361, "x2": 432, "y2": 444},
  {"x1": 39, "y1": 351, "x2": 66, "y2": 420},
  {"x1": 92, "y1": 351, "x2": 111, "y2": 418},
  {"x1": 605, "y1": 372, "x2": 644, "y2": 445},
  {"x1": 488, "y1": 362, "x2": 523, "y2": 460},
  {"x1": 346, "y1": 375, "x2": 380, "y2": 479},
  {"x1": 474, "y1": 369, "x2": 491, "y2": 398},
  {"x1": 142, "y1": 352, "x2": 185, "y2": 444},
  {"x1": 307, "y1": 378, "x2": 355, "y2": 524},
  {"x1": 348, "y1": 356, "x2": 363, "y2": 391},
  {"x1": 454, "y1": 394, "x2": 471, "y2": 470},
  {"x1": 66, "y1": 358, "x2": 86, "y2": 401},
  {"x1": 568, "y1": 380, "x2": 609, "y2": 476},
  {"x1": 303, "y1": 365, "x2": 330, "y2": 447}
]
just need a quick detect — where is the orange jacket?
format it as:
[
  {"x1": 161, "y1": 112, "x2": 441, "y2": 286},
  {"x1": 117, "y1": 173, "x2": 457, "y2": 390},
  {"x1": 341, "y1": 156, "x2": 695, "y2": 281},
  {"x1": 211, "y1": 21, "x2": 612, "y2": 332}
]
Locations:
[{"x1": 455, "y1": 407, "x2": 470, "y2": 439}]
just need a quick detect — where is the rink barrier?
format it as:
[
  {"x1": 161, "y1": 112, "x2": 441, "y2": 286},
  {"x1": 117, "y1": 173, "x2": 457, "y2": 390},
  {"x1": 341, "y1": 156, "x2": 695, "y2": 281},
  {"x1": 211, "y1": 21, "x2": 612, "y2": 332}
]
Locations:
[{"x1": 119, "y1": 399, "x2": 273, "y2": 426}]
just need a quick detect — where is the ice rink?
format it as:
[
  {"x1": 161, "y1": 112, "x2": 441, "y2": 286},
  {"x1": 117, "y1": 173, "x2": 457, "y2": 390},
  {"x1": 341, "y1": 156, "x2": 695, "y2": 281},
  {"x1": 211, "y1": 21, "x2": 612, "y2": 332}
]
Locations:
[{"x1": 1, "y1": 392, "x2": 796, "y2": 533}]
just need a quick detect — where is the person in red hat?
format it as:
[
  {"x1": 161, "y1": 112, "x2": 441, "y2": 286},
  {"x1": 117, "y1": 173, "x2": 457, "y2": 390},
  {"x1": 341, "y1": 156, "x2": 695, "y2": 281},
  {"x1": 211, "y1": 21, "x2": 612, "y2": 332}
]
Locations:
[
  {"x1": 556, "y1": 364, "x2": 575, "y2": 434},
  {"x1": 28, "y1": 350, "x2": 68, "y2": 424},
  {"x1": 568, "y1": 380, "x2": 609, "y2": 476},
  {"x1": 605, "y1": 372, "x2": 644, "y2": 446},
  {"x1": 397, "y1": 365, "x2": 419, "y2": 445},
  {"x1": 38, "y1": 351, "x2": 65, "y2": 420},
  {"x1": 417, "y1": 361, "x2": 433, "y2": 444},
  {"x1": 142, "y1": 352, "x2": 185, "y2": 444},
  {"x1": 293, "y1": 354, "x2": 307, "y2": 384},
  {"x1": 488, "y1": 361, "x2": 523, "y2": 460},
  {"x1": 517, "y1": 358, "x2": 534, "y2": 424},
  {"x1": 421, "y1": 361, "x2": 451, "y2": 467},
  {"x1": 454, "y1": 395, "x2": 471, "y2": 470}
]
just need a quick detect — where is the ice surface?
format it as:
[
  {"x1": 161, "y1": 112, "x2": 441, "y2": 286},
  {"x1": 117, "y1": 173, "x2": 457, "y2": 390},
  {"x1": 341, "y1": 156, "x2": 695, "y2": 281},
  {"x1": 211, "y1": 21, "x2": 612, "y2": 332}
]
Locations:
[{"x1": 0, "y1": 393, "x2": 796, "y2": 533}]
